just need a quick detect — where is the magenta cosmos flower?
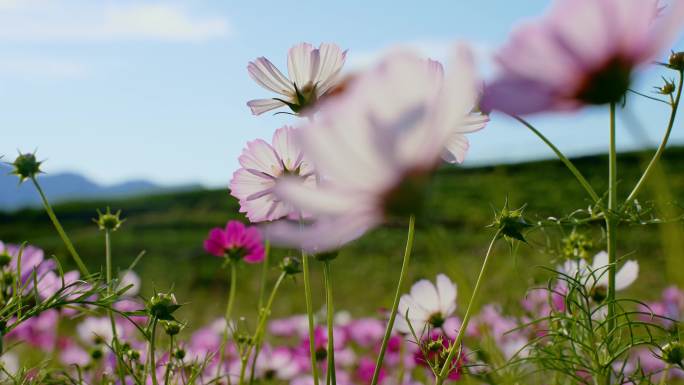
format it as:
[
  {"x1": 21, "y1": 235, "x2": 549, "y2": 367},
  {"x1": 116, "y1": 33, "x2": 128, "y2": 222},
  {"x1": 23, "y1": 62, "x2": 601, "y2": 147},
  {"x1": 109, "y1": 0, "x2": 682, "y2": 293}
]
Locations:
[
  {"x1": 264, "y1": 45, "x2": 479, "y2": 252},
  {"x1": 230, "y1": 126, "x2": 316, "y2": 222},
  {"x1": 481, "y1": 0, "x2": 684, "y2": 115},
  {"x1": 247, "y1": 42, "x2": 347, "y2": 115},
  {"x1": 204, "y1": 220, "x2": 265, "y2": 263}
]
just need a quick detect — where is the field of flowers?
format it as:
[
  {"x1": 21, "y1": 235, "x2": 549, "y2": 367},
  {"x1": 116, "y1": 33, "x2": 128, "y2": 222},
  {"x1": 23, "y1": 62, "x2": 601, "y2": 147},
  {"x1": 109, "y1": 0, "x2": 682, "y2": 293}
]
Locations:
[{"x1": 2, "y1": 0, "x2": 684, "y2": 384}]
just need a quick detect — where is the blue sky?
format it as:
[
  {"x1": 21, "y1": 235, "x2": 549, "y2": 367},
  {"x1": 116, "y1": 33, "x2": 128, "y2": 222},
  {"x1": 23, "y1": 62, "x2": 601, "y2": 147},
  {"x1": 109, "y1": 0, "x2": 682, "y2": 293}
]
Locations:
[{"x1": 1, "y1": 0, "x2": 683, "y2": 187}]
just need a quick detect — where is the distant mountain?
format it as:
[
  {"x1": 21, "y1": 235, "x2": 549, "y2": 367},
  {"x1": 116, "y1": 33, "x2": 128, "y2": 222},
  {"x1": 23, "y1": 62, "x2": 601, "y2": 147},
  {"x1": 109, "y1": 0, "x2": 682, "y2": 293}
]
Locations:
[{"x1": 0, "y1": 164, "x2": 201, "y2": 211}]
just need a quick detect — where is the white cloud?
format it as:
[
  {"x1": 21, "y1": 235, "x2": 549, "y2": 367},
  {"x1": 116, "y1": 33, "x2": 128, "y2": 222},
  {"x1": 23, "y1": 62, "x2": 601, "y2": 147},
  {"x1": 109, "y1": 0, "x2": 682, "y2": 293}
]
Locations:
[{"x1": 0, "y1": 3, "x2": 231, "y2": 42}]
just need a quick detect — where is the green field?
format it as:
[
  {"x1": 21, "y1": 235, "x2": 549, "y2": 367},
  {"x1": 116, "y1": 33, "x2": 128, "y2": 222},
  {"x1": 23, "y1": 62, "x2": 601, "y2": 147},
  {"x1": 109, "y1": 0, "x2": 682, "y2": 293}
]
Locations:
[{"x1": 1, "y1": 148, "x2": 683, "y2": 327}]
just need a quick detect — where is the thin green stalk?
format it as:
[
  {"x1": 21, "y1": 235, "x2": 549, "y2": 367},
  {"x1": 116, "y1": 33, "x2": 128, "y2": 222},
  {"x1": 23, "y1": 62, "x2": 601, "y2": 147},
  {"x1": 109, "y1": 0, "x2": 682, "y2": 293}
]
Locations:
[
  {"x1": 626, "y1": 70, "x2": 683, "y2": 204},
  {"x1": 164, "y1": 334, "x2": 174, "y2": 385},
  {"x1": 512, "y1": 116, "x2": 600, "y2": 204},
  {"x1": 30, "y1": 176, "x2": 89, "y2": 276},
  {"x1": 435, "y1": 229, "x2": 501, "y2": 385},
  {"x1": 303, "y1": 253, "x2": 321, "y2": 385},
  {"x1": 149, "y1": 318, "x2": 159, "y2": 385},
  {"x1": 371, "y1": 215, "x2": 416, "y2": 385},
  {"x1": 257, "y1": 241, "x2": 270, "y2": 311},
  {"x1": 217, "y1": 262, "x2": 238, "y2": 379},
  {"x1": 323, "y1": 261, "x2": 336, "y2": 385},
  {"x1": 240, "y1": 271, "x2": 287, "y2": 385},
  {"x1": 105, "y1": 230, "x2": 126, "y2": 385},
  {"x1": 606, "y1": 102, "x2": 618, "y2": 337}
]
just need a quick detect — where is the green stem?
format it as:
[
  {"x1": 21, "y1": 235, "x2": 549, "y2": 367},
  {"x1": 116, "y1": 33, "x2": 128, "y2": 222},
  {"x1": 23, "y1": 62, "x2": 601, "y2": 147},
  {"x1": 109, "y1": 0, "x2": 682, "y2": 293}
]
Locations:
[
  {"x1": 625, "y1": 70, "x2": 683, "y2": 204},
  {"x1": 105, "y1": 230, "x2": 126, "y2": 385},
  {"x1": 149, "y1": 318, "x2": 159, "y2": 385},
  {"x1": 435, "y1": 229, "x2": 501, "y2": 385},
  {"x1": 30, "y1": 176, "x2": 89, "y2": 276},
  {"x1": 303, "y1": 253, "x2": 321, "y2": 385},
  {"x1": 323, "y1": 261, "x2": 336, "y2": 385},
  {"x1": 606, "y1": 102, "x2": 618, "y2": 337},
  {"x1": 512, "y1": 116, "x2": 600, "y2": 204},
  {"x1": 217, "y1": 262, "x2": 238, "y2": 379},
  {"x1": 371, "y1": 215, "x2": 416, "y2": 385},
  {"x1": 658, "y1": 364, "x2": 672, "y2": 385},
  {"x1": 164, "y1": 334, "x2": 174, "y2": 385},
  {"x1": 257, "y1": 241, "x2": 270, "y2": 311},
  {"x1": 239, "y1": 271, "x2": 287, "y2": 385}
]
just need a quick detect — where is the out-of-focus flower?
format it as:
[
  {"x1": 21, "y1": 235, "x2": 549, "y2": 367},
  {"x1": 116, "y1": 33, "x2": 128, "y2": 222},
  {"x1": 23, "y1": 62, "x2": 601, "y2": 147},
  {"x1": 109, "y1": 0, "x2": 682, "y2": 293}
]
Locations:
[
  {"x1": 204, "y1": 220, "x2": 265, "y2": 263},
  {"x1": 560, "y1": 251, "x2": 638, "y2": 302},
  {"x1": 269, "y1": 315, "x2": 309, "y2": 338},
  {"x1": 59, "y1": 338, "x2": 90, "y2": 367},
  {"x1": 356, "y1": 356, "x2": 385, "y2": 384},
  {"x1": 265, "y1": 45, "x2": 478, "y2": 252},
  {"x1": 396, "y1": 274, "x2": 457, "y2": 334},
  {"x1": 481, "y1": 0, "x2": 684, "y2": 115},
  {"x1": 414, "y1": 331, "x2": 466, "y2": 381},
  {"x1": 77, "y1": 316, "x2": 121, "y2": 346},
  {"x1": 346, "y1": 318, "x2": 385, "y2": 347},
  {"x1": 639, "y1": 285, "x2": 684, "y2": 329},
  {"x1": 7, "y1": 309, "x2": 59, "y2": 350},
  {"x1": 247, "y1": 42, "x2": 347, "y2": 115},
  {"x1": 0, "y1": 352, "x2": 18, "y2": 380},
  {"x1": 35, "y1": 270, "x2": 82, "y2": 300},
  {"x1": 1, "y1": 242, "x2": 54, "y2": 285},
  {"x1": 255, "y1": 345, "x2": 300, "y2": 380},
  {"x1": 469, "y1": 304, "x2": 528, "y2": 359},
  {"x1": 118, "y1": 269, "x2": 141, "y2": 296},
  {"x1": 230, "y1": 126, "x2": 316, "y2": 222}
]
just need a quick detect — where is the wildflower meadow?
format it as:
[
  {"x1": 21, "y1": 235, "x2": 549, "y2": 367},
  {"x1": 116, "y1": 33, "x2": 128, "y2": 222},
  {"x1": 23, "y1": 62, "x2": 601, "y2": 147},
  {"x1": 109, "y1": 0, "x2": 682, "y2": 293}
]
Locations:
[{"x1": 2, "y1": 1, "x2": 684, "y2": 384}]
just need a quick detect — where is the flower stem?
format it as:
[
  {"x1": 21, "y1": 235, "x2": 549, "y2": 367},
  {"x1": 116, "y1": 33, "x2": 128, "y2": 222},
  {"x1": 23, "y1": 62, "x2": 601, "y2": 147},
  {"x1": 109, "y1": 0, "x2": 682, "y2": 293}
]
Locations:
[
  {"x1": 371, "y1": 215, "x2": 416, "y2": 385},
  {"x1": 164, "y1": 334, "x2": 174, "y2": 385},
  {"x1": 323, "y1": 260, "x2": 336, "y2": 385},
  {"x1": 105, "y1": 230, "x2": 126, "y2": 385},
  {"x1": 30, "y1": 176, "x2": 90, "y2": 276},
  {"x1": 606, "y1": 102, "x2": 618, "y2": 338},
  {"x1": 303, "y1": 253, "x2": 321, "y2": 385},
  {"x1": 257, "y1": 241, "x2": 270, "y2": 311},
  {"x1": 217, "y1": 262, "x2": 238, "y2": 379},
  {"x1": 625, "y1": 70, "x2": 683, "y2": 204},
  {"x1": 240, "y1": 271, "x2": 287, "y2": 385},
  {"x1": 149, "y1": 317, "x2": 159, "y2": 385},
  {"x1": 435, "y1": 229, "x2": 501, "y2": 385},
  {"x1": 512, "y1": 116, "x2": 600, "y2": 204}
]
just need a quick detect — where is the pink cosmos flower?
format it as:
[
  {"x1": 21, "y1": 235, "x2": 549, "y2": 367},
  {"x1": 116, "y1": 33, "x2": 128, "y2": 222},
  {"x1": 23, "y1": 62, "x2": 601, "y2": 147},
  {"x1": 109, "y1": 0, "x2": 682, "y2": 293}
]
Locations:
[
  {"x1": 203, "y1": 220, "x2": 265, "y2": 263},
  {"x1": 1, "y1": 241, "x2": 54, "y2": 285},
  {"x1": 481, "y1": 0, "x2": 684, "y2": 115},
  {"x1": 265, "y1": 45, "x2": 478, "y2": 252},
  {"x1": 77, "y1": 316, "x2": 122, "y2": 346},
  {"x1": 247, "y1": 42, "x2": 347, "y2": 115},
  {"x1": 6, "y1": 309, "x2": 59, "y2": 350},
  {"x1": 396, "y1": 274, "x2": 458, "y2": 334},
  {"x1": 254, "y1": 346, "x2": 300, "y2": 381},
  {"x1": 230, "y1": 126, "x2": 316, "y2": 222}
]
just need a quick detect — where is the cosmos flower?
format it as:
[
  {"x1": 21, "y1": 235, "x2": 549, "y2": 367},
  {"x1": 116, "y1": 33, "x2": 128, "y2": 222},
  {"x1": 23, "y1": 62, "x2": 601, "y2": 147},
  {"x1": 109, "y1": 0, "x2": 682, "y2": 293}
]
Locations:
[
  {"x1": 395, "y1": 274, "x2": 458, "y2": 334},
  {"x1": 481, "y1": 0, "x2": 684, "y2": 115},
  {"x1": 560, "y1": 251, "x2": 639, "y2": 302},
  {"x1": 204, "y1": 220, "x2": 265, "y2": 263},
  {"x1": 247, "y1": 42, "x2": 347, "y2": 115},
  {"x1": 230, "y1": 126, "x2": 316, "y2": 222},
  {"x1": 265, "y1": 45, "x2": 478, "y2": 252},
  {"x1": 254, "y1": 346, "x2": 300, "y2": 381},
  {"x1": 76, "y1": 316, "x2": 121, "y2": 346},
  {"x1": 118, "y1": 269, "x2": 141, "y2": 296}
]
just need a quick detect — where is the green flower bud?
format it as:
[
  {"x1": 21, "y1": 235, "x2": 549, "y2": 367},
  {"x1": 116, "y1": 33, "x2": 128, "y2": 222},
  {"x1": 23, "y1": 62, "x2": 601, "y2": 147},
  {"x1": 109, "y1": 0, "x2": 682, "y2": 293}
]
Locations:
[
  {"x1": 492, "y1": 200, "x2": 531, "y2": 242},
  {"x1": 657, "y1": 78, "x2": 676, "y2": 95},
  {"x1": 174, "y1": 349, "x2": 186, "y2": 360},
  {"x1": 669, "y1": 51, "x2": 684, "y2": 71},
  {"x1": 10, "y1": 153, "x2": 43, "y2": 183},
  {"x1": 314, "y1": 251, "x2": 338, "y2": 262},
  {"x1": 94, "y1": 207, "x2": 125, "y2": 232},
  {"x1": 147, "y1": 292, "x2": 180, "y2": 320},
  {"x1": 662, "y1": 342, "x2": 684, "y2": 365},
  {"x1": 0, "y1": 252, "x2": 11, "y2": 268},
  {"x1": 90, "y1": 348, "x2": 104, "y2": 360},
  {"x1": 128, "y1": 349, "x2": 141, "y2": 361},
  {"x1": 280, "y1": 256, "x2": 302, "y2": 275},
  {"x1": 160, "y1": 319, "x2": 184, "y2": 336}
]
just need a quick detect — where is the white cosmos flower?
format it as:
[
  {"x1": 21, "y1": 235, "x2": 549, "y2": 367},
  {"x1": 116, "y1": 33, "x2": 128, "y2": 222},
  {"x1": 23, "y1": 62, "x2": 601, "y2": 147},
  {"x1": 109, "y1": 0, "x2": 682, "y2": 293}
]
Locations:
[
  {"x1": 265, "y1": 44, "x2": 479, "y2": 252},
  {"x1": 118, "y1": 269, "x2": 141, "y2": 296},
  {"x1": 0, "y1": 353, "x2": 18, "y2": 380},
  {"x1": 247, "y1": 42, "x2": 347, "y2": 115},
  {"x1": 254, "y1": 345, "x2": 299, "y2": 380},
  {"x1": 395, "y1": 274, "x2": 458, "y2": 334},
  {"x1": 230, "y1": 126, "x2": 316, "y2": 222},
  {"x1": 560, "y1": 251, "x2": 639, "y2": 301},
  {"x1": 77, "y1": 317, "x2": 121, "y2": 346}
]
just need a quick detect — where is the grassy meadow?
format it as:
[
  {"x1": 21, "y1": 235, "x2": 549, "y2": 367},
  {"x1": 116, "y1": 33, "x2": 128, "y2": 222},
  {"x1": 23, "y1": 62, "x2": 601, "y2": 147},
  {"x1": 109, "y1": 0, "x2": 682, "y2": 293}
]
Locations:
[{"x1": 1, "y1": 148, "x2": 683, "y2": 328}]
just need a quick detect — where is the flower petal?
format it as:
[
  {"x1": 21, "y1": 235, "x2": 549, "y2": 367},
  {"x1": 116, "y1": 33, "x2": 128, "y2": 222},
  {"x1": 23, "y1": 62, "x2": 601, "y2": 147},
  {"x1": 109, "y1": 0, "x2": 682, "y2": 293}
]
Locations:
[
  {"x1": 615, "y1": 260, "x2": 639, "y2": 291},
  {"x1": 248, "y1": 57, "x2": 294, "y2": 95},
  {"x1": 247, "y1": 98, "x2": 286, "y2": 115}
]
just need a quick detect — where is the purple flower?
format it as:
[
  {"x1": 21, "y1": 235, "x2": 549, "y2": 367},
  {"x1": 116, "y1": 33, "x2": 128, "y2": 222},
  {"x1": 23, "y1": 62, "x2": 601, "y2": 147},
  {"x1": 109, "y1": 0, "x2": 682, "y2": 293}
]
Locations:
[
  {"x1": 482, "y1": 0, "x2": 684, "y2": 115},
  {"x1": 230, "y1": 126, "x2": 316, "y2": 222},
  {"x1": 7, "y1": 309, "x2": 59, "y2": 350},
  {"x1": 203, "y1": 220, "x2": 265, "y2": 263}
]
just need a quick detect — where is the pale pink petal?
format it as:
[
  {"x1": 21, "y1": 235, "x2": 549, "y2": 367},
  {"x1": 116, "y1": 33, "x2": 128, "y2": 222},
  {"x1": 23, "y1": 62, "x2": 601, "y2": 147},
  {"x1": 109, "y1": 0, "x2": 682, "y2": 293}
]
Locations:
[
  {"x1": 313, "y1": 43, "x2": 347, "y2": 94},
  {"x1": 247, "y1": 98, "x2": 286, "y2": 115},
  {"x1": 287, "y1": 43, "x2": 318, "y2": 88},
  {"x1": 639, "y1": 0, "x2": 684, "y2": 61},
  {"x1": 436, "y1": 274, "x2": 457, "y2": 315},
  {"x1": 238, "y1": 139, "x2": 282, "y2": 175},
  {"x1": 410, "y1": 279, "x2": 440, "y2": 316},
  {"x1": 271, "y1": 126, "x2": 301, "y2": 171},
  {"x1": 441, "y1": 134, "x2": 469, "y2": 164},
  {"x1": 615, "y1": 260, "x2": 639, "y2": 291},
  {"x1": 274, "y1": 177, "x2": 360, "y2": 216},
  {"x1": 248, "y1": 57, "x2": 294, "y2": 95}
]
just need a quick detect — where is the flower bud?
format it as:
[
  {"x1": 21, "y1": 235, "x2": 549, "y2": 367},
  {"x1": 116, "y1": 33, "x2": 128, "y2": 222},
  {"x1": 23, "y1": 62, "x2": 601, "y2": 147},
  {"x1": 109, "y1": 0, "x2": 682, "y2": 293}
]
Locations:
[
  {"x1": 492, "y1": 201, "x2": 531, "y2": 242},
  {"x1": 0, "y1": 252, "x2": 11, "y2": 268},
  {"x1": 669, "y1": 51, "x2": 684, "y2": 71},
  {"x1": 94, "y1": 207, "x2": 125, "y2": 232},
  {"x1": 147, "y1": 292, "x2": 180, "y2": 320},
  {"x1": 280, "y1": 256, "x2": 302, "y2": 275},
  {"x1": 160, "y1": 319, "x2": 184, "y2": 336},
  {"x1": 10, "y1": 153, "x2": 43, "y2": 183},
  {"x1": 174, "y1": 349, "x2": 186, "y2": 360},
  {"x1": 90, "y1": 347, "x2": 104, "y2": 360},
  {"x1": 314, "y1": 251, "x2": 338, "y2": 262},
  {"x1": 128, "y1": 349, "x2": 141, "y2": 361},
  {"x1": 657, "y1": 79, "x2": 676, "y2": 95},
  {"x1": 662, "y1": 342, "x2": 684, "y2": 365}
]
